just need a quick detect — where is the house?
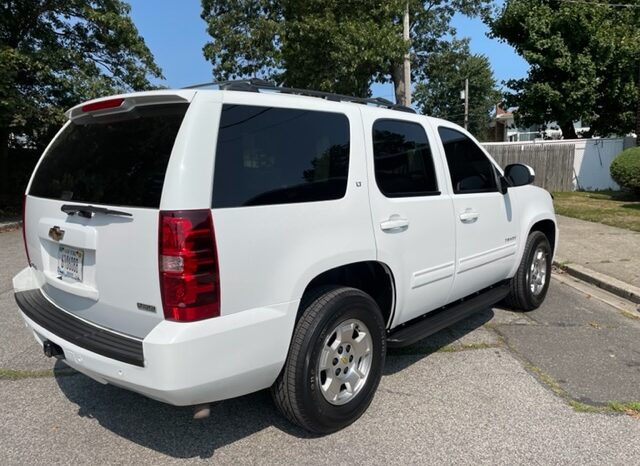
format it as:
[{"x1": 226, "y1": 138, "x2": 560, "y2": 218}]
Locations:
[{"x1": 489, "y1": 105, "x2": 589, "y2": 142}]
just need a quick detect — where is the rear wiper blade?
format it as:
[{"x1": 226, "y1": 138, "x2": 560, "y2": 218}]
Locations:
[{"x1": 61, "y1": 204, "x2": 132, "y2": 219}]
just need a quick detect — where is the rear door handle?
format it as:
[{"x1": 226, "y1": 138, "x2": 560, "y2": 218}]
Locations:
[
  {"x1": 459, "y1": 211, "x2": 479, "y2": 223},
  {"x1": 380, "y1": 216, "x2": 409, "y2": 232}
]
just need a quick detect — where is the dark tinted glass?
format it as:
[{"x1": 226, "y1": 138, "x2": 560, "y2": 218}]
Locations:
[
  {"x1": 505, "y1": 163, "x2": 533, "y2": 186},
  {"x1": 372, "y1": 119, "x2": 438, "y2": 197},
  {"x1": 212, "y1": 105, "x2": 350, "y2": 208},
  {"x1": 438, "y1": 127, "x2": 498, "y2": 194},
  {"x1": 30, "y1": 104, "x2": 188, "y2": 208}
]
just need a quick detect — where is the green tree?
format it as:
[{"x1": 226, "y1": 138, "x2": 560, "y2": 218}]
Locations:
[
  {"x1": 413, "y1": 39, "x2": 500, "y2": 140},
  {"x1": 489, "y1": 0, "x2": 640, "y2": 139},
  {"x1": 201, "y1": 0, "x2": 491, "y2": 100},
  {"x1": 0, "y1": 0, "x2": 162, "y2": 204},
  {"x1": 279, "y1": 1, "x2": 405, "y2": 97}
]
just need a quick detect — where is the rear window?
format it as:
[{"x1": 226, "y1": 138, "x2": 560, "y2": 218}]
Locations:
[
  {"x1": 212, "y1": 105, "x2": 350, "y2": 208},
  {"x1": 29, "y1": 103, "x2": 189, "y2": 208},
  {"x1": 372, "y1": 119, "x2": 439, "y2": 197}
]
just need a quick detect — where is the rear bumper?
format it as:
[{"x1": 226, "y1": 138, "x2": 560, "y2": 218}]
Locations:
[
  {"x1": 15, "y1": 289, "x2": 144, "y2": 366},
  {"x1": 13, "y1": 267, "x2": 298, "y2": 406}
]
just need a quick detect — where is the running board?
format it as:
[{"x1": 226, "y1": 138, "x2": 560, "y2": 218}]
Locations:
[{"x1": 386, "y1": 281, "x2": 510, "y2": 348}]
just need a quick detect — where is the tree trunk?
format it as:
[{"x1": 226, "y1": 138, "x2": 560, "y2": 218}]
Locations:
[
  {"x1": 0, "y1": 127, "x2": 9, "y2": 198},
  {"x1": 392, "y1": 63, "x2": 406, "y2": 106},
  {"x1": 560, "y1": 121, "x2": 578, "y2": 140}
]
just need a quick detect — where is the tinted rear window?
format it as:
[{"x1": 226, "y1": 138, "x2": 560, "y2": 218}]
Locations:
[
  {"x1": 212, "y1": 105, "x2": 350, "y2": 208},
  {"x1": 372, "y1": 119, "x2": 438, "y2": 197},
  {"x1": 29, "y1": 103, "x2": 189, "y2": 208}
]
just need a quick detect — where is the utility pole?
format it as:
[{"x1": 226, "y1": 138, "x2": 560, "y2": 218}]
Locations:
[
  {"x1": 463, "y1": 78, "x2": 469, "y2": 130},
  {"x1": 403, "y1": 2, "x2": 411, "y2": 106}
]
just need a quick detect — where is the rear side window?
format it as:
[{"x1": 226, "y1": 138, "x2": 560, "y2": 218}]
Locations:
[
  {"x1": 438, "y1": 127, "x2": 498, "y2": 194},
  {"x1": 212, "y1": 105, "x2": 350, "y2": 208},
  {"x1": 29, "y1": 103, "x2": 188, "y2": 208},
  {"x1": 372, "y1": 119, "x2": 438, "y2": 197}
]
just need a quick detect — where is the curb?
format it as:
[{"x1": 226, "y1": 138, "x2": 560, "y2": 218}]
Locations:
[{"x1": 554, "y1": 259, "x2": 640, "y2": 305}]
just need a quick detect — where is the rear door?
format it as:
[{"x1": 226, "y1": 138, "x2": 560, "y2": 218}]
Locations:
[
  {"x1": 363, "y1": 110, "x2": 456, "y2": 326},
  {"x1": 24, "y1": 96, "x2": 192, "y2": 338}
]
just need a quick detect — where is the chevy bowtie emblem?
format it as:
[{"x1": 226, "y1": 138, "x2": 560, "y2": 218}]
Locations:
[{"x1": 48, "y1": 226, "x2": 65, "y2": 242}]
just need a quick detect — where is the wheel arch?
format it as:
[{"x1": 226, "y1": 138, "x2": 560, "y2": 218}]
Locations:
[
  {"x1": 530, "y1": 218, "x2": 557, "y2": 255},
  {"x1": 297, "y1": 261, "x2": 396, "y2": 328},
  {"x1": 509, "y1": 211, "x2": 558, "y2": 279}
]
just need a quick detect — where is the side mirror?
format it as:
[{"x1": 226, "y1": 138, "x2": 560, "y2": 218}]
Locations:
[{"x1": 504, "y1": 163, "x2": 535, "y2": 188}]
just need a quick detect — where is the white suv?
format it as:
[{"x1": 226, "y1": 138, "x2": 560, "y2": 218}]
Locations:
[{"x1": 13, "y1": 81, "x2": 557, "y2": 433}]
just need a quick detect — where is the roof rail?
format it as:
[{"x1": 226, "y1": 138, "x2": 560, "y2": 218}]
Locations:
[{"x1": 182, "y1": 79, "x2": 417, "y2": 114}]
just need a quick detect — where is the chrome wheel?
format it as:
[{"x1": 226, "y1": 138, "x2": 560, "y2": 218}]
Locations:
[
  {"x1": 317, "y1": 318, "x2": 373, "y2": 406},
  {"x1": 528, "y1": 247, "x2": 548, "y2": 296}
]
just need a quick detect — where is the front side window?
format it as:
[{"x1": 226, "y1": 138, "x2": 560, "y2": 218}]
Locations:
[
  {"x1": 212, "y1": 105, "x2": 350, "y2": 208},
  {"x1": 438, "y1": 127, "x2": 498, "y2": 194},
  {"x1": 372, "y1": 119, "x2": 438, "y2": 197}
]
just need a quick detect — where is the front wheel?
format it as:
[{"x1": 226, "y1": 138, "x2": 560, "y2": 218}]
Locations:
[
  {"x1": 504, "y1": 231, "x2": 552, "y2": 311},
  {"x1": 271, "y1": 287, "x2": 386, "y2": 434}
]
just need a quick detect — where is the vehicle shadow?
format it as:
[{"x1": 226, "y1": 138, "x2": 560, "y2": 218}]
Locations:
[
  {"x1": 53, "y1": 361, "x2": 315, "y2": 459},
  {"x1": 53, "y1": 308, "x2": 494, "y2": 458},
  {"x1": 384, "y1": 307, "x2": 495, "y2": 375}
]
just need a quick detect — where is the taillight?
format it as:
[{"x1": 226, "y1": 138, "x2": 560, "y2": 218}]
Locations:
[
  {"x1": 22, "y1": 194, "x2": 31, "y2": 265},
  {"x1": 81, "y1": 98, "x2": 125, "y2": 113},
  {"x1": 158, "y1": 209, "x2": 220, "y2": 322}
]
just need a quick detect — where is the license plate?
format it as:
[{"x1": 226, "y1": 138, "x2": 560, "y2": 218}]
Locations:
[{"x1": 57, "y1": 246, "x2": 84, "y2": 281}]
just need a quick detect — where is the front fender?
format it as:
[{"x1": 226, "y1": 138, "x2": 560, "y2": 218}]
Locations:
[{"x1": 508, "y1": 186, "x2": 557, "y2": 277}]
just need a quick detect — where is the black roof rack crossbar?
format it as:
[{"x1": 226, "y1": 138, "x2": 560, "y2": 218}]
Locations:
[{"x1": 182, "y1": 79, "x2": 417, "y2": 114}]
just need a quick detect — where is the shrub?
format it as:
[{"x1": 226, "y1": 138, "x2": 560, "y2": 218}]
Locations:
[{"x1": 610, "y1": 147, "x2": 640, "y2": 195}]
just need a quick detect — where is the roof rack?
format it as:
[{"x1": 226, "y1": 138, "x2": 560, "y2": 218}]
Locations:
[{"x1": 183, "y1": 79, "x2": 417, "y2": 114}]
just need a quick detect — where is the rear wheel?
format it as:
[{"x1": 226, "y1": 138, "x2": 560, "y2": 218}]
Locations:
[
  {"x1": 271, "y1": 287, "x2": 386, "y2": 434},
  {"x1": 505, "y1": 231, "x2": 552, "y2": 311}
]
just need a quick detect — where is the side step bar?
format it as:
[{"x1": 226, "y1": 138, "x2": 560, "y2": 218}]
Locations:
[{"x1": 387, "y1": 281, "x2": 510, "y2": 348}]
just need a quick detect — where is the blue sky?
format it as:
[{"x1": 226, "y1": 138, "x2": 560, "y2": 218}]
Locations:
[{"x1": 128, "y1": 0, "x2": 528, "y2": 101}]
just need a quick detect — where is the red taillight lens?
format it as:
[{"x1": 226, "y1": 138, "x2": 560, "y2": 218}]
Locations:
[
  {"x1": 22, "y1": 194, "x2": 31, "y2": 265},
  {"x1": 81, "y1": 98, "x2": 125, "y2": 113},
  {"x1": 158, "y1": 209, "x2": 220, "y2": 322}
]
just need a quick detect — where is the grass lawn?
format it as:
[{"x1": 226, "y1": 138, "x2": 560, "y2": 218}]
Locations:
[{"x1": 552, "y1": 190, "x2": 640, "y2": 232}]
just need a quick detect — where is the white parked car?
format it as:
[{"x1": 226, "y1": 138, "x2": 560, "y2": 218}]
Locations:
[{"x1": 13, "y1": 81, "x2": 557, "y2": 433}]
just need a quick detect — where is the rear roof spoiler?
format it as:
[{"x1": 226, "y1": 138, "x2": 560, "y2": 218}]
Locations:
[{"x1": 66, "y1": 90, "x2": 197, "y2": 121}]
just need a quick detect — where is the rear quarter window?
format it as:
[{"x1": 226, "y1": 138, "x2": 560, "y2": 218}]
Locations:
[
  {"x1": 212, "y1": 105, "x2": 350, "y2": 208},
  {"x1": 29, "y1": 103, "x2": 189, "y2": 208}
]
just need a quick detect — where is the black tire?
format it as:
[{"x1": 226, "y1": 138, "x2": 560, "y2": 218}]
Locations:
[
  {"x1": 504, "y1": 231, "x2": 552, "y2": 311},
  {"x1": 271, "y1": 286, "x2": 386, "y2": 434}
]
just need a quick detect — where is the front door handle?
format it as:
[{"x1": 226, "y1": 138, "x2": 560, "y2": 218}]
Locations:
[
  {"x1": 459, "y1": 210, "x2": 479, "y2": 223},
  {"x1": 380, "y1": 215, "x2": 409, "y2": 232}
]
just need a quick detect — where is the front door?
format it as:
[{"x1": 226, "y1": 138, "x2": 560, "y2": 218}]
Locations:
[{"x1": 436, "y1": 125, "x2": 519, "y2": 301}]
